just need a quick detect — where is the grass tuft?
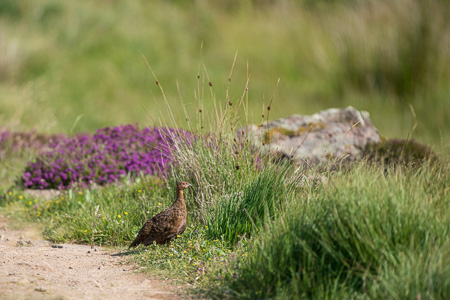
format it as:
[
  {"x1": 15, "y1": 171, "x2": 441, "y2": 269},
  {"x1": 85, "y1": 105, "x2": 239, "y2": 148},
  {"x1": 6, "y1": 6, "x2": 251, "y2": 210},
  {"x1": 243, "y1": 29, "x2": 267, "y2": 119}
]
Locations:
[{"x1": 207, "y1": 161, "x2": 449, "y2": 299}]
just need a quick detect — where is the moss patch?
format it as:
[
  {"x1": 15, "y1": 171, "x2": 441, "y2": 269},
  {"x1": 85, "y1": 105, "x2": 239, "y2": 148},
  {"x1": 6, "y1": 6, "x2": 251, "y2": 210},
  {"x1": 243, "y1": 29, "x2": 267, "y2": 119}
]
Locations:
[{"x1": 264, "y1": 122, "x2": 326, "y2": 144}]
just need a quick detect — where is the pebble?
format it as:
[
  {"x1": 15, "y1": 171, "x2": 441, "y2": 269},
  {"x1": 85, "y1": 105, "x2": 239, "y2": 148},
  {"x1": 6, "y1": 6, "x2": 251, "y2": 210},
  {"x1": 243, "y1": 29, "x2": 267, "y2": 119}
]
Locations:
[
  {"x1": 92, "y1": 280, "x2": 102, "y2": 288},
  {"x1": 35, "y1": 286, "x2": 47, "y2": 292}
]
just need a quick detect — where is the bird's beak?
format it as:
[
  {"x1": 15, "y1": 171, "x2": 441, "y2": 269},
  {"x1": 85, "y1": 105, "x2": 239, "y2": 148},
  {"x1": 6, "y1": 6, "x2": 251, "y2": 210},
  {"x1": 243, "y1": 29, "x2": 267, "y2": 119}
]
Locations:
[{"x1": 187, "y1": 183, "x2": 192, "y2": 188}]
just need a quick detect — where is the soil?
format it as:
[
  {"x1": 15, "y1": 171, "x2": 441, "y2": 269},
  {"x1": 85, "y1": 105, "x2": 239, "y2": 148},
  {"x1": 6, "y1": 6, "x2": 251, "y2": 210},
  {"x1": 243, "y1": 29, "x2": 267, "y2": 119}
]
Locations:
[{"x1": 0, "y1": 215, "x2": 185, "y2": 300}]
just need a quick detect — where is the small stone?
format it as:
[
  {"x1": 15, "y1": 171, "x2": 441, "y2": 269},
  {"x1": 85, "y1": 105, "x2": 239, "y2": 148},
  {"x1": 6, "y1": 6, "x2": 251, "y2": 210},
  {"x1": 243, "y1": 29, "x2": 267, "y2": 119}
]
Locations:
[
  {"x1": 16, "y1": 241, "x2": 24, "y2": 247},
  {"x1": 92, "y1": 280, "x2": 101, "y2": 288},
  {"x1": 35, "y1": 286, "x2": 47, "y2": 292},
  {"x1": 19, "y1": 235, "x2": 24, "y2": 240},
  {"x1": 68, "y1": 266, "x2": 73, "y2": 269},
  {"x1": 87, "y1": 251, "x2": 91, "y2": 254},
  {"x1": 51, "y1": 244, "x2": 63, "y2": 248}
]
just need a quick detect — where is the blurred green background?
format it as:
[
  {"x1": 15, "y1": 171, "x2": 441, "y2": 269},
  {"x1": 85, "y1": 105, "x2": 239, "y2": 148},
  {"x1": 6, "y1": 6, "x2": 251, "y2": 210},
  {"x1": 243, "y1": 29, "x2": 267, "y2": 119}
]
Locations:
[{"x1": 0, "y1": 0, "x2": 449, "y2": 150}]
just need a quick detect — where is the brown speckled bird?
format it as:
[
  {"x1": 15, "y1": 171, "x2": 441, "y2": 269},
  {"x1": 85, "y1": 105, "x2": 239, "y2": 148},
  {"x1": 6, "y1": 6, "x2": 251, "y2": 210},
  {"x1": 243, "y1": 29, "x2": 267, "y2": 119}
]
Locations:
[{"x1": 129, "y1": 181, "x2": 191, "y2": 248}]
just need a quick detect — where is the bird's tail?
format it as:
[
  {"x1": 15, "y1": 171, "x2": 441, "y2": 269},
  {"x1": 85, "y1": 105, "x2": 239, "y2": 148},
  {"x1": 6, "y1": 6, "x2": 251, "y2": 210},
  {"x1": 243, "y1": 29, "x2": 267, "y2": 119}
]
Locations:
[{"x1": 128, "y1": 239, "x2": 140, "y2": 249}]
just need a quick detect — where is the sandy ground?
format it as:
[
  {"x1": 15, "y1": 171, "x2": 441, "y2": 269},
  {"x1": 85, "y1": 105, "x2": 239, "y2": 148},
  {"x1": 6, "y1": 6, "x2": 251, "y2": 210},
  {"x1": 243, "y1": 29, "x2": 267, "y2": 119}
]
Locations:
[{"x1": 0, "y1": 215, "x2": 185, "y2": 300}]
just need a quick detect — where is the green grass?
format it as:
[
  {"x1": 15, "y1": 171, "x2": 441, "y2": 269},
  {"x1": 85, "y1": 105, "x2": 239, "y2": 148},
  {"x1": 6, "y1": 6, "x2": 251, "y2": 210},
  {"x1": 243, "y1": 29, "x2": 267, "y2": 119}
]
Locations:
[
  {"x1": 0, "y1": 141, "x2": 39, "y2": 190},
  {"x1": 2, "y1": 176, "x2": 168, "y2": 245},
  {"x1": 1, "y1": 0, "x2": 450, "y2": 150},
  {"x1": 205, "y1": 162, "x2": 449, "y2": 299},
  {"x1": 202, "y1": 164, "x2": 298, "y2": 244}
]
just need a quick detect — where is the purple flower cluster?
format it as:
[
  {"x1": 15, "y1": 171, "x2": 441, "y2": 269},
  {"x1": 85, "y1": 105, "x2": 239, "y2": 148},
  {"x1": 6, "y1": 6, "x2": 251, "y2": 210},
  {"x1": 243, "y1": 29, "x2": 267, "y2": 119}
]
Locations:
[{"x1": 21, "y1": 124, "x2": 191, "y2": 190}]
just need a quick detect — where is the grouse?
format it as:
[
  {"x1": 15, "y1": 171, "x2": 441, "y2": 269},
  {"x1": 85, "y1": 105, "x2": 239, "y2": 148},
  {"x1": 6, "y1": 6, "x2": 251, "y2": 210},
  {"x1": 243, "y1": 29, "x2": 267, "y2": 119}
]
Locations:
[{"x1": 129, "y1": 181, "x2": 191, "y2": 248}]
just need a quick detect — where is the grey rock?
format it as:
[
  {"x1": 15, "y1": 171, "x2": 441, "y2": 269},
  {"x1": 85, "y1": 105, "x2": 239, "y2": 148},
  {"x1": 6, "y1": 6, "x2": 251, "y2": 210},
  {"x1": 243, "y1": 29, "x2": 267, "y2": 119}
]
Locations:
[{"x1": 239, "y1": 106, "x2": 381, "y2": 166}]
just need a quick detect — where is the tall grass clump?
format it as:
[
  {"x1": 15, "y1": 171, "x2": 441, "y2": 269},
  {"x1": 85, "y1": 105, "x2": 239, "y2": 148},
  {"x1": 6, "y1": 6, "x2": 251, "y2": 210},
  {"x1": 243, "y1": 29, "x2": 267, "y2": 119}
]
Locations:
[
  {"x1": 162, "y1": 105, "x2": 292, "y2": 244},
  {"x1": 202, "y1": 163, "x2": 300, "y2": 244},
  {"x1": 210, "y1": 161, "x2": 449, "y2": 299},
  {"x1": 155, "y1": 57, "x2": 305, "y2": 244}
]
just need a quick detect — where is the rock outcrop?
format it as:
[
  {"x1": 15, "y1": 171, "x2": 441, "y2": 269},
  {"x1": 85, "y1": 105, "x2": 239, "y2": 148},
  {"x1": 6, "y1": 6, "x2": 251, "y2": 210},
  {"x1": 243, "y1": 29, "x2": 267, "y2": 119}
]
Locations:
[{"x1": 239, "y1": 106, "x2": 381, "y2": 166}]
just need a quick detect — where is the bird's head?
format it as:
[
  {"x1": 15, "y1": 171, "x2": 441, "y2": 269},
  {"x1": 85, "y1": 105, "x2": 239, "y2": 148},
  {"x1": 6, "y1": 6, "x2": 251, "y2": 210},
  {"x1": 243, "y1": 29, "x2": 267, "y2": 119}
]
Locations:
[{"x1": 177, "y1": 181, "x2": 192, "y2": 190}]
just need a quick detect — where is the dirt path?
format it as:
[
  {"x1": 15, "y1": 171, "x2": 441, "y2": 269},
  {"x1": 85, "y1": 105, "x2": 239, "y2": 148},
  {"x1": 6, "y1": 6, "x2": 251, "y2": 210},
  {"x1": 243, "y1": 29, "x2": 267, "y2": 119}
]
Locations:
[{"x1": 0, "y1": 215, "x2": 184, "y2": 300}]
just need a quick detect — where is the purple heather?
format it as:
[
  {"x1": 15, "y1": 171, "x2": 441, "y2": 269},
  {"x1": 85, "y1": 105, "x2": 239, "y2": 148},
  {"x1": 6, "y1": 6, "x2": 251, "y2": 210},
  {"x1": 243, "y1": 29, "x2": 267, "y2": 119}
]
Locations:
[{"x1": 18, "y1": 125, "x2": 192, "y2": 189}]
